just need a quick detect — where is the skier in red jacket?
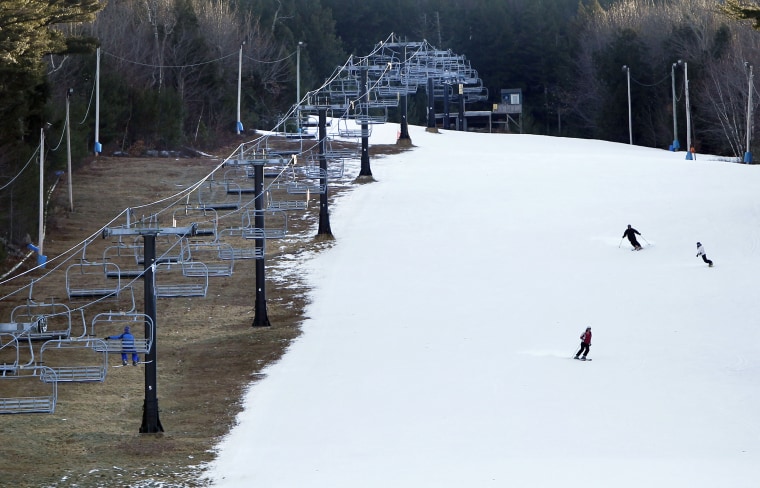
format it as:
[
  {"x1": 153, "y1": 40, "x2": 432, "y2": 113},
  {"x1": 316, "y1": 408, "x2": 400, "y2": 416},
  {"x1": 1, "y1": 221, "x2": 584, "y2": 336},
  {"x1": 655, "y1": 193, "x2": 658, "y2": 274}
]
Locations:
[{"x1": 574, "y1": 327, "x2": 592, "y2": 360}]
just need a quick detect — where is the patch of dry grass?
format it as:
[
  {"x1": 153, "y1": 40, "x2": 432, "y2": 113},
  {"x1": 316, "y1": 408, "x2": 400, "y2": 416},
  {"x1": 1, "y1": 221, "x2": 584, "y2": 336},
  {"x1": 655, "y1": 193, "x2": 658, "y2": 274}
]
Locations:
[{"x1": 0, "y1": 137, "x2": 410, "y2": 487}]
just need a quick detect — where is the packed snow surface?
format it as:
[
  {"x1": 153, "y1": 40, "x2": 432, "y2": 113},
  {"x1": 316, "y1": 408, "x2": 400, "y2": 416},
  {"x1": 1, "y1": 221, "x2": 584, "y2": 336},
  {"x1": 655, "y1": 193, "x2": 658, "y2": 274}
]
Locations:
[{"x1": 206, "y1": 123, "x2": 760, "y2": 487}]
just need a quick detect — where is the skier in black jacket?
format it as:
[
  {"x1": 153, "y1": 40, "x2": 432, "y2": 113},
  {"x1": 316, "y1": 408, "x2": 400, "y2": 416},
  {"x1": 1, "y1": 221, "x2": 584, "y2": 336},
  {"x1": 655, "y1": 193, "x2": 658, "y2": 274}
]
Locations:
[{"x1": 622, "y1": 225, "x2": 642, "y2": 250}]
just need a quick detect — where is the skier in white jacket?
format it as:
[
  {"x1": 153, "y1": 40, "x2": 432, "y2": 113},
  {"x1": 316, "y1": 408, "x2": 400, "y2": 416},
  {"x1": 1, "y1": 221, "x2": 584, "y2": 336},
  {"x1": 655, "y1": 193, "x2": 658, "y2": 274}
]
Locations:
[{"x1": 696, "y1": 242, "x2": 713, "y2": 267}]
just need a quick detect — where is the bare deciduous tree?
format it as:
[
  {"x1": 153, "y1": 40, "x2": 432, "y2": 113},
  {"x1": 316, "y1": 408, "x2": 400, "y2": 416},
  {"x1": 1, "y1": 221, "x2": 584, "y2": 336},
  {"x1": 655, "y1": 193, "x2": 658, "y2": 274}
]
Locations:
[
  {"x1": 570, "y1": 0, "x2": 760, "y2": 155},
  {"x1": 47, "y1": 0, "x2": 292, "y2": 149}
]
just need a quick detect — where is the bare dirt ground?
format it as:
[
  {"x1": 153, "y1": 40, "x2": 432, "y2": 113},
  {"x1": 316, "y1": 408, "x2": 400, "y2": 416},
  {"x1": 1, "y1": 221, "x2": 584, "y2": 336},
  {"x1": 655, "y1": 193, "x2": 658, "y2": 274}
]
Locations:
[{"x1": 0, "y1": 135, "x2": 408, "y2": 487}]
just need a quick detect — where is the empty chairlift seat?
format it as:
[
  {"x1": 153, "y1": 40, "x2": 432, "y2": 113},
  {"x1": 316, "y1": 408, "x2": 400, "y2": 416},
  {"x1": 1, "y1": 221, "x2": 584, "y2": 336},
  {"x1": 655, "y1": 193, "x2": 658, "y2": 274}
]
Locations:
[
  {"x1": 0, "y1": 366, "x2": 58, "y2": 414},
  {"x1": 197, "y1": 180, "x2": 241, "y2": 211},
  {"x1": 65, "y1": 261, "x2": 121, "y2": 299},
  {"x1": 103, "y1": 242, "x2": 144, "y2": 279},
  {"x1": 153, "y1": 261, "x2": 208, "y2": 298},
  {"x1": 285, "y1": 167, "x2": 327, "y2": 195},
  {"x1": 337, "y1": 117, "x2": 371, "y2": 138},
  {"x1": 181, "y1": 239, "x2": 235, "y2": 277},
  {"x1": 303, "y1": 157, "x2": 345, "y2": 180},
  {"x1": 242, "y1": 209, "x2": 288, "y2": 239},
  {"x1": 265, "y1": 189, "x2": 309, "y2": 211},
  {"x1": 216, "y1": 228, "x2": 265, "y2": 260},
  {"x1": 38, "y1": 338, "x2": 109, "y2": 383}
]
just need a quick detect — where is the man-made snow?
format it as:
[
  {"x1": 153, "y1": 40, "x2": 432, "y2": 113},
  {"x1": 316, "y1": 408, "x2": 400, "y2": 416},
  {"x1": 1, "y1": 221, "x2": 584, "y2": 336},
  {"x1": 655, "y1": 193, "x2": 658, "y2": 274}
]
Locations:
[{"x1": 206, "y1": 124, "x2": 760, "y2": 487}]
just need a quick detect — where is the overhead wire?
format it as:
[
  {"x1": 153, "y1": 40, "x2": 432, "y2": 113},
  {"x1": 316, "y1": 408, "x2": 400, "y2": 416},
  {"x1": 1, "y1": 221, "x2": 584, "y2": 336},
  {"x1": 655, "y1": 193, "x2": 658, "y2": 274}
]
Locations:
[
  {"x1": 1, "y1": 35, "x2": 453, "y2": 314},
  {"x1": 101, "y1": 50, "x2": 238, "y2": 69},
  {"x1": 0, "y1": 145, "x2": 40, "y2": 191}
]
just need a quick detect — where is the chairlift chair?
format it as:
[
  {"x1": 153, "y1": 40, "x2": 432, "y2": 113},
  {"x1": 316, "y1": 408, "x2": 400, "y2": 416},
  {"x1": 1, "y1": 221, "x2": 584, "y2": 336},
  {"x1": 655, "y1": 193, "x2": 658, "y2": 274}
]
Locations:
[
  {"x1": 10, "y1": 301, "x2": 75, "y2": 340},
  {"x1": 90, "y1": 312, "x2": 154, "y2": 356},
  {"x1": 197, "y1": 180, "x2": 241, "y2": 211},
  {"x1": 180, "y1": 239, "x2": 235, "y2": 277},
  {"x1": 0, "y1": 366, "x2": 58, "y2": 414},
  {"x1": 242, "y1": 209, "x2": 288, "y2": 239},
  {"x1": 65, "y1": 261, "x2": 122, "y2": 300},
  {"x1": 153, "y1": 261, "x2": 209, "y2": 298},
  {"x1": 215, "y1": 225, "x2": 265, "y2": 260},
  {"x1": 38, "y1": 338, "x2": 109, "y2": 383}
]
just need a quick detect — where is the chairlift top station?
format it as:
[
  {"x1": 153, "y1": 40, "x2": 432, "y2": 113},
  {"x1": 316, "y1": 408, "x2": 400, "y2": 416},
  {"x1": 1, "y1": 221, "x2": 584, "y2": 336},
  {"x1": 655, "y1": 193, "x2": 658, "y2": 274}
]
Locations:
[{"x1": 298, "y1": 36, "x2": 498, "y2": 132}]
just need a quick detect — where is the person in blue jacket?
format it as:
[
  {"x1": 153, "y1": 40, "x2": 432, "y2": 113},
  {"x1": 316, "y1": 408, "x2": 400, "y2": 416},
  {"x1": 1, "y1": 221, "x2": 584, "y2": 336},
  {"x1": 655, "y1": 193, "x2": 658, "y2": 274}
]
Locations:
[{"x1": 107, "y1": 326, "x2": 140, "y2": 366}]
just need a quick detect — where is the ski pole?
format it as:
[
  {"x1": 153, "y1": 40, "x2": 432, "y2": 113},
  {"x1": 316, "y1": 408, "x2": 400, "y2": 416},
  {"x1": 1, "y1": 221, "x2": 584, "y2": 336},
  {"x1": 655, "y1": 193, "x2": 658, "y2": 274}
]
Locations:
[
  {"x1": 618, "y1": 237, "x2": 623, "y2": 248},
  {"x1": 641, "y1": 236, "x2": 650, "y2": 246}
]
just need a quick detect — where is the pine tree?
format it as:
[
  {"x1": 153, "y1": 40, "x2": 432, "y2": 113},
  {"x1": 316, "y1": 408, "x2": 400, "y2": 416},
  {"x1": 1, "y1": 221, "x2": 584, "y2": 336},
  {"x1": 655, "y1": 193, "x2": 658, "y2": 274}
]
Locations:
[{"x1": 0, "y1": 0, "x2": 103, "y2": 244}]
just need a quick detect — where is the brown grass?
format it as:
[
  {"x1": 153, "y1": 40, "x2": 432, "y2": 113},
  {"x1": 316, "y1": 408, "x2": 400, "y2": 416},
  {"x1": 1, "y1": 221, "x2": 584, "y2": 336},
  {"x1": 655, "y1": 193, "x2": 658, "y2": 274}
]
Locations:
[{"x1": 0, "y1": 136, "x2": 410, "y2": 487}]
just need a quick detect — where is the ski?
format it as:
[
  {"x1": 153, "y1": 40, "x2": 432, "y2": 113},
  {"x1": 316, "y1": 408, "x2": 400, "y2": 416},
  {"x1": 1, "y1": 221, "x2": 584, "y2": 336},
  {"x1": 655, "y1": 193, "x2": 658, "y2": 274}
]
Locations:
[
  {"x1": 113, "y1": 361, "x2": 152, "y2": 368},
  {"x1": 573, "y1": 357, "x2": 593, "y2": 361}
]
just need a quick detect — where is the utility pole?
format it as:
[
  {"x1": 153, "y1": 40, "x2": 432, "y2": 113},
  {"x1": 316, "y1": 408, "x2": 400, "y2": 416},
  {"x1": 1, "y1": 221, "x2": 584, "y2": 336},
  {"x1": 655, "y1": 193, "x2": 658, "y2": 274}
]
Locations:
[
  {"x1": 671, "y1": 62, "x2": 680, "y2": 151},
  {"x1": 683, "y1": 60, "x2": 693, "y2": 159},
  {"x1": 236, "y1": 41, "x2": 245, "y2": 135},
  {"x1": 297, "y1": 41, "x2": 305, "y2": 107},
  {"x1": 66, "y1": 88, "x2": 74, "y2": 211},
  {"x1": 94, "y1": 47, "x2": 101, "y2": 155},
  {"x1": 622, "y1": 65, "x2": 632, "y2": 145},
  {"x1": 745, "y1": 62, "x2": 754, "y2": 164},
  {"x1": 38, "y1": 128, "x2": 44, "y2": 260}
]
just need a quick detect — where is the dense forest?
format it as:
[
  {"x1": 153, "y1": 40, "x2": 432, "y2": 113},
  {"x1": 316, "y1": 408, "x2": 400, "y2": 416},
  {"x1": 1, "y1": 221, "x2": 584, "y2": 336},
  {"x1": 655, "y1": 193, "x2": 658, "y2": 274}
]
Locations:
[{"x1": 2, "y1": 0, "x2": 760, "y2": 255}]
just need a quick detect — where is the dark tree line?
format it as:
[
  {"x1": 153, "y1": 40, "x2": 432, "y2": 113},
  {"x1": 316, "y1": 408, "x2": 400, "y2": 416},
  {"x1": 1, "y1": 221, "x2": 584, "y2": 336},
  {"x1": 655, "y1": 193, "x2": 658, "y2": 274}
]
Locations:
[
  {"x1": 0, "y1": 0, "x2": 102, "y2": 258},
  {"x1": 1, "y1": 0, "x2": 759, "y2": 257}
]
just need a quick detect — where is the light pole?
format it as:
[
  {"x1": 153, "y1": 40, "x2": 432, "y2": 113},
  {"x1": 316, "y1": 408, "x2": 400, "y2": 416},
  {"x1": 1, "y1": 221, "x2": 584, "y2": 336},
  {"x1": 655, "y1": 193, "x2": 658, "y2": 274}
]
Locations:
[
  {"x1": 66, "y1": 88, "x2": 74, "y2": 211},
  {"x1": 296, "y1": 41, "x2": 305, "y2": 107},
  {"x1": 671, "y1": 62, "x2": 680, "y2": 151},
  {"x1": 682, "y1": 59, "x2": 693, "y2": 159},
  {"x1": 38, "y1": 127, "x2": 44, "y2": 260},
  {"x1": 236, "y1": 41, "x2": 245, "y2": 135},
  {"x1": 745, "y1": 62, "x2": 754, "y2": 163},
  {"x1": 622, "y1": 65, "x2": 632, "y2": 145},
  {"x1": 94, "y1": 47, "x2": 101, "y2": 155}
]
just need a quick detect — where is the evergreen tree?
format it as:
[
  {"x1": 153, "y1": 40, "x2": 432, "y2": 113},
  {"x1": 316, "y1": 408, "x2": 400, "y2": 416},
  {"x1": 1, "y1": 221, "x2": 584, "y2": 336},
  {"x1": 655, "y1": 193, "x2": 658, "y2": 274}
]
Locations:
[{"x1": 0, "y1": 0, "x2": 102, "y2": 246}]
